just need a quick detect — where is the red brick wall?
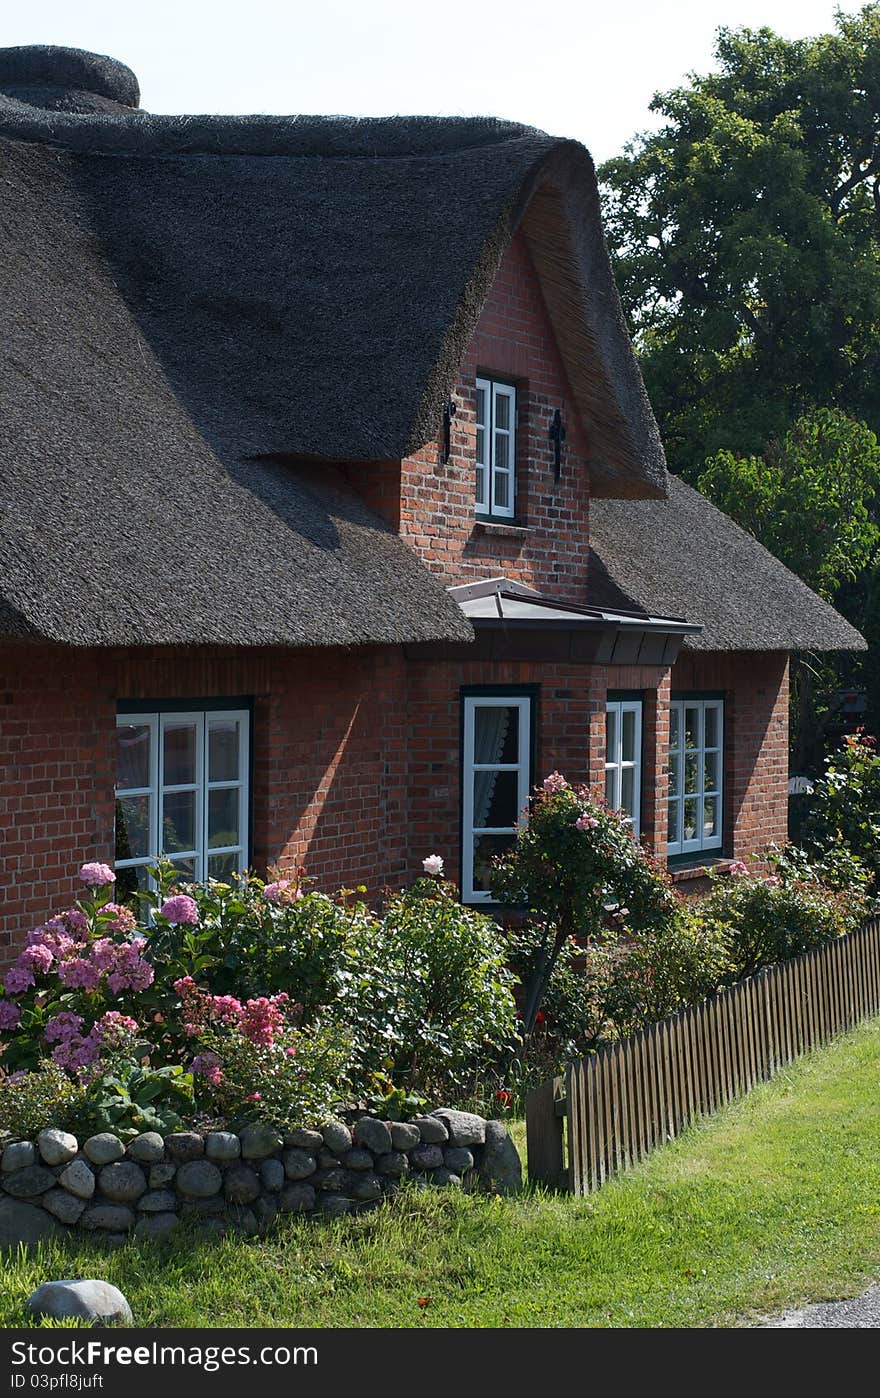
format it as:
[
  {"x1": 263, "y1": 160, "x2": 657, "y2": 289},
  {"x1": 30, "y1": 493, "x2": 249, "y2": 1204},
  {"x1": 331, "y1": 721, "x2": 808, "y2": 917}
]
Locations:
[{"x1": 345, "y1": 232, "x2": 593, "y2": 599}]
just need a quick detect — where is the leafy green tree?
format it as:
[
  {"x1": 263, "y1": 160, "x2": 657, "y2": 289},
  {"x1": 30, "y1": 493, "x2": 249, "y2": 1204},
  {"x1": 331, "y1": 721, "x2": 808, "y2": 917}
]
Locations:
[{"x1": 600, "y1": 7, "x2": 880, "y2": 476}]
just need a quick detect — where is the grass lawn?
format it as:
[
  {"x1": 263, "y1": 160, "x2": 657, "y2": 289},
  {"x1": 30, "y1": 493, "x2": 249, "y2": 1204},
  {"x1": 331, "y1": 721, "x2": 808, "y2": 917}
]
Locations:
[{"x1": 4, "y1": 1018, "x2": 880, "y2": 1328}]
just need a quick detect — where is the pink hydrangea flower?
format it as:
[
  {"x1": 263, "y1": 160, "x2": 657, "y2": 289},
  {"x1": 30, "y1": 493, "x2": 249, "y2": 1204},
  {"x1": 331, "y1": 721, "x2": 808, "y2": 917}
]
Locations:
[
  {"x1": 19, "y1": 943, "x2": 54, "y2": 975},
  {"x1": 52, "y1": 1031, "x2": 101, "y2": 1072},
  {"x1": 101, "y1": 903, "x2": 137, "y2": 934},
  {"x1": 27, "y1": 925, "x2": 76, "y2": 960},
  {"x1": 4, "y1": 965, "x2": 34, "y2": 995},
  {"x1": 575, "y1": 813, "x2": 599, "y2": 831},
  {"x1": 79, "y1": 862, "x2": 115, "y2": 887},
  {"x1": 57, "y1": 909, "x2": 89, "y2": 936},
  {"x1": 44, "y1": 1012, "x2": 85, "y2": 1044},
  {"x1": 160, "y1": 894, "x2": 199, "y2": 925},
  {"x1": 543, "y1": 771, "x2": 569, "y2": 794},
  {"x1": 422, "y1": 854, "x2": 445, "y2": 877},
  {"x1": 94, "y1": 1011, "x2": 139, "y2": 1047},
  {"x1": 0, "y1": 999, "x2": 21, "y2": 1030},
  {"x1": 191, "y1": 1051, "x2": 224, "y2": 1086},
  {"x1": 57, "y1": 958, "x2": 102, "y2": 992},
  {"x1": 263, "y1": 880, "x2": 303, "y2": 905}
]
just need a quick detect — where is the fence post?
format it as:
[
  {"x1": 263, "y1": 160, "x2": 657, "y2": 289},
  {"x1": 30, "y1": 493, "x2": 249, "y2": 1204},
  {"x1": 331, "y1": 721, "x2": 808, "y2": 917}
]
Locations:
[{"x1": 526, "y1": 1075, "x2": 566, "y2": 1189}]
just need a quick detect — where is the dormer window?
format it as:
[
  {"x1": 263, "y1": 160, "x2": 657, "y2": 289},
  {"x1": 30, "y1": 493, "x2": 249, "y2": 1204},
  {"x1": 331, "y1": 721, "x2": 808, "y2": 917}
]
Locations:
[{"x1": 476, "y1": 377, "x2": 516, "y2": 519}]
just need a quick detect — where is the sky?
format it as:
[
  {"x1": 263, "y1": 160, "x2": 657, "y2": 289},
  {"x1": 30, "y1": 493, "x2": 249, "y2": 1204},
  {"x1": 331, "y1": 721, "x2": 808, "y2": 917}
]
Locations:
[{"x1": 1, "y1": 0, "x2": 866, "y2": 162}]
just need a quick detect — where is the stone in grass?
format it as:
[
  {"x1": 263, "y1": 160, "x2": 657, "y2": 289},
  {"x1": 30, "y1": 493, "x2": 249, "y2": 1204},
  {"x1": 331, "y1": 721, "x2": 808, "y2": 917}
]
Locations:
[
  {"x1": 260, "y1": 1158, "x2": 285, "y2": 1193},
  {"x1": 342, "y1": 1148, "x2": 374, "y2": 1171},
  {"x1": 83, "y1": 1133, "x2": 125, "y2": 1165},
  {"x1": 205, "y1": 1131, "x2": 241, "y2": 1163},
  {"x1": 176, "y1": 1160, "x2": 223, "y2": 1199},
  {"x1": 431, "y1": 1168, "x2": 462, "y2": 1189},
  {"x1": 27, "y1": 1280, "x2": 132, "y2": 1327},
  {"x1": 255, "y1": 1195, "x2": 279, "y2": 1229},
  {"x1": 376, "y1": 1151, "x2": 409, "y2": 1177},
  {"x1": 2, "y1": 1166, "x2": 56, "y2": 1198},
  {"x1": 59, "y1": 1159, "x2": 96, "y2": 1200},
  {"x1": 224, "y1": 1164, "x2": 260, "y2": 1206},
  {"x1": 164, "y1": 1132, "x2": 204, "y2": 1163},
  {"x1": 279, "y1": 1183, "x2": 315, "y2": 1213},
  {"x1": 41, "y1": 1188, "x2": 87, "y2": 1226},
  {"x1": 149, "y1": 1163, "x2": 177, "y2": 1188},
  {"x1": 389, "y1": 1122, "x2": 420, "y2": 1152},
  {"x1": 316, "y1": 1193, "x2": 353, "y2": 1217},
  {"x1": 82, "y1": 1203, "x2": 136, "y2": 1232},
  {"x1": 227, "y1": 1207, "x2": 260, "y2": 1236},
  {"x1": 282, "y1": 1148, "x2": 316, "y2": 1181},
  {"x1": 351, "y1": 1173, "x2": 382, "y2": 1202},
  {"x1": 135, "y1": 1212, "x2": 179, "y2": 1239},
  {"x1": 479, "y1": 1120, "x2": 522, "y2": 1196},
  {"x1": 126, "y1": 1132, "x2": 166, "y2": 1164},
  {"x1": 238, "y1": 1124, "x2": 282, "y2": 1160},
  {"x1": 412, "y1": 1116, "x2": 448, "y2": 1145},
  {"x1": 99, "y1": 1162, "x2": 147, "y2": 1204},
  {"x1": 181, "y1": 1198, "x2": 225, "y2": 1219},
  {"x1": 37, "y1": 1128, "x2": 78, "y2": 1167},
  {"x1": 443, "y1": 1147, "x2": 475, "y2": 1174},
  {"x1": 0, "y1": 1197, "x2": 62, "y2": 1248},
  {"x1": 2, "y1": 1140, "x2": 35, "y2": 1172},
  {"x1": 137, "y1": 1190, "x2": 177, "y2": 1213},
  {"x1": 321, "y1": 1120, "x2": 352, "y2": 1155},
  {"x1": 409, "y1": 1144, "x2": 444, "y2": 1172},
  {"x1": 353, "y1": 1118, "x2": 392, "y2": 1155},
  {"x1": 431, "y1": 1109, "x2": 486, "y2": 1148},
  {"x1": 283, "y1": 1128, "x2": 323, "y2": 1151}
]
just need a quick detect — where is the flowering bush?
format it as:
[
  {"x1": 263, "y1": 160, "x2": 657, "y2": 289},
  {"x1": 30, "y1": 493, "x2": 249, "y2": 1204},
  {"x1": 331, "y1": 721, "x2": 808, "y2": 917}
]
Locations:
[
  {"x1": 490, "y1": 777, "x2": 678, "y2": 1031},
  {"x1": 0, "y1": 1060, "x2": 84, "y2": 1139},
  {"x1": 799, "y1": 730, "x2": 880, "y2": 890}
]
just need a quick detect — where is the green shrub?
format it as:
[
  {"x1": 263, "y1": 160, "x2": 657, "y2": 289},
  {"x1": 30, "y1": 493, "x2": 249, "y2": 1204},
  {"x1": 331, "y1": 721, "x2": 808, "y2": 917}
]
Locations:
[
  {"x1": 0, "y1": 1061, "x2": 83, "y2": 1139},
  {"x1": 72, "y1": 1062, "x2": 194, "y2": 1141},
  {"x1": 603, "y1": 914, "x2": 732, "y2": 1035},
  {"x1": 799, "y1": 731, "x2": 880, "y2": 889}
]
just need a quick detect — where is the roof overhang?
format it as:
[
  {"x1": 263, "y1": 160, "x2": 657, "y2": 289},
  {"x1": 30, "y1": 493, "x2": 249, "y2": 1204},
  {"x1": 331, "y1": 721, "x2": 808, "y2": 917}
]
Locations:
[{"x1": 405, "y1": 578, "x2": 701, "y2": 665}]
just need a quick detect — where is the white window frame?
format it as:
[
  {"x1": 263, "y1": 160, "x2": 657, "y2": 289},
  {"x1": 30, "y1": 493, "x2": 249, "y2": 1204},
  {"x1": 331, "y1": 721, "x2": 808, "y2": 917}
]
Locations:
[
  {"x1": 475, "y1": 376, "x2": 517, "y2": 520},
  {"x1": 462, "y1": 694, "x2": 532, "y2": 904},
  {"x1": 604, "y1": 699, "x2": 642, "y2": 838},
  {"x1": 115, "y1": 708, "x2": 250, "y2": 889},
  {"x1": 666, "y1": 697, "x2": 723, "y2": 857}
]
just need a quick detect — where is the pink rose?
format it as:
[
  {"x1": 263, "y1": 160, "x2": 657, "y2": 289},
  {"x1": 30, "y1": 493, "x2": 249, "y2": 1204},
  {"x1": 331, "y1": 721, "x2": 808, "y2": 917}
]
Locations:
[
  {"x1": 543, "y1": 772, "x2": 568, "y2": 794},
  {"x1": 422, "y1": 854, "x2": 445, "y2": 877},
  {"x1": 575, "y1": 813, "x2": 599, "y2": 831}
]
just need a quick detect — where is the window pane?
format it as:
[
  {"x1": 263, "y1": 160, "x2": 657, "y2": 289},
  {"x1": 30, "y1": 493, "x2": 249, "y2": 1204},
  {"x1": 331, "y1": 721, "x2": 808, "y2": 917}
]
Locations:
[
  {"x1": 704, "y1": 751, "x2": 720, "y2": 794},
  {"x1": 116, "y1": 863, "x2": 150, "y2": 902},
  {"x1": 116, "y1": 795, "x2": 151, "y2": 861},
  {"x1": 209, "y1": 721, "x2": 240, "y2": 783},
  {"x1": 476, "y1": 384, "x2": 488, "y2": 430},
  {"x1": 117, "y1": 723, "x2": 152, "y2": 790},
  {"x1": 620, "y1": 766, "x2": 636, "y2": 819},
  {"x1": 476, "y1": 770, "x2": 519, "y2": 831},
  {"x1": 494, "y1": 470, "x2": 509, "y2": 510},
  {"x1": 704, "y1": 706, "x2": 720, "y2": 749},
  {"x1": 668, "y1": 752, "x2": 681, "y2": 799},
  {"x1": 667, "y1": 799, "x2": 679, "y2": 845},
  {"x1": 476, "y1": 426, "x2": 486, "y2": 467},
  {"x1": 703, "y1": 797, "x2": 720, "y2": 840},
  {"x1": 605, "y1": 707, "x2": 617, "y2": 762},
  {"x1": 494, "y1": 433, "x2": 509, "y2": 471},
  {"x1": 684, "y1": 707, "x2": 699, "y2": 750},
  {"x1": 474, "y1": 706, "x2": 518, "y2": 765},
  {"x1": 209, "y1": 852, "x2": 240, "y2": 882},
  {"x1": 162, "y1": 791, "x2": 196, "y2": 854},
  {"x1": 495, "y1": 392, "x2": 510, "y2": 431},
  {"x1": 669, "y1": 706, "x2": 680, "y2": 751},
  {"x1": 683, "y1": 798, "x2": 699, "y2": 842},
  {"x1": 476, "y1": 461, "x2": 487, "y2": 507},
  {"x1": 168, "y1": 857, "x2": 196, "y2": 883},
  {"x1": 208, "y1": 788, "x2": 240, "y2": 848},
  {"x1": 163, "y1": 723, "x2": 197, "y2": 786},
  {"x1": 684, "y1": 752, "x2": 699, "y2": 795},
  {"x1": 621, "y1": 709, "x2": 637, "y2": 763},
  {"x1": 472, "y1": 832, "x2": 515, "y2": 892},
  {"x1": 605, "y1": 768, "x2": 615, "y2": 806}
]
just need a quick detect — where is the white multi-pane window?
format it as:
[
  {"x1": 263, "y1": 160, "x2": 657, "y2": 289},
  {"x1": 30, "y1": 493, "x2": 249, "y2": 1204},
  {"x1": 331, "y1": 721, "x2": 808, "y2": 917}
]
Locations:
[
  {"x1": 605, "y1": 699, "x2": 642, "y2": 837},
  {"x1": 667, "y1": 698, "x2": 723, "y2": 856},
  {"x1": 475, "y1": 377, "x2": 516, "y2": 519},
  {"x1": 115, "y1": 709, "x2": 250, "y2": 899},
  {"x1": 461, "y1": 694, "x2": 532, "y2": 903}
]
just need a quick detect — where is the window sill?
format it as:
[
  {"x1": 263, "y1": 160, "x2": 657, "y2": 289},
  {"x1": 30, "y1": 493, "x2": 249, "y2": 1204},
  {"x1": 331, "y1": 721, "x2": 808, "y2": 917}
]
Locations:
[
  {"x1": 473, "y1": 519, "x2": 531, "y2": 538},
  {"x1": 669, "y1": 858, "x2": 732, "y2": 883}
]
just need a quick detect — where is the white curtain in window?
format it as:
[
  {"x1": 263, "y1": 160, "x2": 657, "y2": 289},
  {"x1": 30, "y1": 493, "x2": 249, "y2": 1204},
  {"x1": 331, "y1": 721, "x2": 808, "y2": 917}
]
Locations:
[{"x1": 473, "y1": 707, "x2": 511, "y2": 829}]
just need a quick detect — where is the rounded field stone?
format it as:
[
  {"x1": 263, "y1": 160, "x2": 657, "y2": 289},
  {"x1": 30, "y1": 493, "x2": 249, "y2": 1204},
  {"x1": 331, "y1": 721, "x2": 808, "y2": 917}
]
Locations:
[
  {"x1": 137, "y1": 1190, "x2": 177, "y2": 1213},
  {"x1": 2, "y1": 1141, "x2": 35, "y2": 1172},
  {"x1": 83, "y1": 1133, "x2": 125, "y2": 1165},
  {"x1": 164, "y1": 1132, "x2": 204, "y2": 1162},
  {"x1": 149, "y1": 1163, "x2": 177, "y2": 1188},
  {"x1": 389, "y1": 1122, "x2": 420, "y2": 1152},
  {"x1": 412, "y1": 1116, "x2": 448, "y2": 1145},
  {"x1": 260, "y1": 1158, "x2": 285, "y2": 1193},
  {"x1": 135, "y1": 1212, "x2": 179, "y2": 1238},
  {"x1": 176, "y1": 1160, "x2": 223, "y2": 1198},
  {"x1": 28, "y1": 1280, "x2": 132, "y2": 1326},
  {"x1": 59, "y1": 1159, "x2": 95, "y2": 1200},
  {"x1": 37, "y1": 1128, "x2": 78, "y2": 1166},
  {"x1": 205, "y1": 1131, "x2": 241, "y2": 1162},
  {"x1": 41, "y1": 1188, "x2": 86, "y2": 1225},
  {"x1": 0, "y1": 1196, "x2": 62, "y2": 1248},
  {"x1": 181, "y1": 1197, "x2": 225, "y2": 1218},
  {"x1": 255, "y1": 1195, "x2": 279, "y2": 1228},
  {"x1": 279, "y1": 1182, "x2": 315, "y2": 1213},
  {"x1": 317, "y1": 1193, "x2": 353, "y2": 1216},
  {"x1": 317, "y1": 1149, "x2": 339, "y2": 1169},
  {"x1": 431, "y1": 1168, "x2": 462, "y2": 1188},
  {"x1": 351, "y1": 1173, "x2": 382, "y2": 1202},
  {"x1": 283, "y1": 1128, "x2": 323, "y2": 1150},
  {"x1": 316, "y1": 1166, "x2": 353, "y2": 1193},
  {"x1": 82, "y1": 1203, "x2": 135, "y2": 1231},
  {"x1": 3, "y1": 1165, "x2": 56, "y2": 1198},
  {"x1": 282, "y1": 1148, "x2": 316, "y2": 1181},
  {"x1": 127, "y1": 1132, "x2": 165, "y2": 1164},
  {"x1": 409, "y1": 1144, "x2": 444, "y2": 1172},
  {"x1": 227, "y1": 1207, "x2": 259, "y2": 1235},
  {"x1": 376, "y1": 1151, "x2": 409, "y2": 1177},
  {"x1": 431, "y1": 1109, "x2": 486, "y2": 1148},
  {"x1": 321, "y1": 1120, "x2": 351, "y2": 1154},
  {"x1": 224, "y1": 1164, "x2": 260, "y2": 1205},
  {"x1": 353, "y1": 1118, "x2": 392, "y2": 1155},
  {"x1": 239, "y1": 1124, "x2": 282, "y2": 1160},
  {"x1": 99, "y1": 1162, "x2": 147, "y2": 1203},
  {"x1": 479, "y1": 1120, "x2": 522, "y2": 1195},
  {"x1": 342, "y1": 1148, "x2": 374, "y2": 1171},
  {"x1": 443, "y1": 1147, "x2": 475, "y2": 1173}
]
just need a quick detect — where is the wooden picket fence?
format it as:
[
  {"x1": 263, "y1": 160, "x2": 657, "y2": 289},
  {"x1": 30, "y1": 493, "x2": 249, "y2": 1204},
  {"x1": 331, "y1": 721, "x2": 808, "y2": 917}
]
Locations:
[{"x1": 526, "y1": 916, "x2": 880, "y2": 1194}]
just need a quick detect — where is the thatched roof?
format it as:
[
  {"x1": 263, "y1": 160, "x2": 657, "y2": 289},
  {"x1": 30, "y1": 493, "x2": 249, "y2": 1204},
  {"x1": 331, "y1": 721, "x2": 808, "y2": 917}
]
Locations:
[{"x1": 589, "y1": 478, "x2": 866, "y2": 653}]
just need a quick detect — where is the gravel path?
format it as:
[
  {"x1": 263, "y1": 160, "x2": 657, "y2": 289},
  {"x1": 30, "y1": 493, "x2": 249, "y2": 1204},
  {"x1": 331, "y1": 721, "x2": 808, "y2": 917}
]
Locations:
[{"x1": 762, "y1": 1284, "x2": 880, "y2": 1327}]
